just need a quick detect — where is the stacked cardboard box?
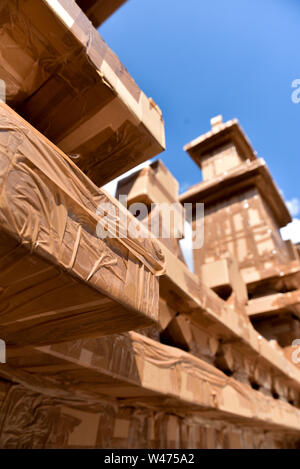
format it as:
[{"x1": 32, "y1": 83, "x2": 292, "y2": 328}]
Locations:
[{"x1": 116, "y1": 160, "x2": 186, "y2": 264}]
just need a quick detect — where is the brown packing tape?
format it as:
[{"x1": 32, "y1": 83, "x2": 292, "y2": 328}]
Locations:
[
  {"x1": 0, "y1": 102, "x2": 165, "y2": 274},
  {"x1": 0, "y1": 102, "x2": 165, "y2": 345}
]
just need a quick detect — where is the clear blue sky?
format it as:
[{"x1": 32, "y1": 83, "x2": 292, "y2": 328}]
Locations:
[{"x1": 100, "y1": 0, "x2": 300, "y2": 240}]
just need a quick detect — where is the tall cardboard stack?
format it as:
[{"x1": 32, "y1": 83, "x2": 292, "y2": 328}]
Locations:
[
  {"x1": 181, "y1": 115, "x2": 300, "y2": 351},
  {"x1": 0, "y1": 0, "x2": 300, "y2": 449}
]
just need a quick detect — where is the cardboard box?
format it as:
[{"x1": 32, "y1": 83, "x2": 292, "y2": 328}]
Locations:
[
  {"x1": 200, "y1": 256, "x2": 248, "y2": 305},
  {"x1": 0, "y1": 0, "x2": 165, "y2": 185},
  {"x1": 116, "y1": 160, "x2": 185, "y2": 251},
  {"x1": 0, "y1": 102, "x2": 165, "y2": 346},
  {"x1": 116, "y1": 160, "x2": 181, "y2": 213}
]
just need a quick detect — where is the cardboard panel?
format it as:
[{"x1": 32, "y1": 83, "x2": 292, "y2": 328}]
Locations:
[
  {"x1": 192, "y1": 187, "x2": 292, "y2": 284},
  {"x1": 200, "y1": 256, "x2": 248, "y2": 304},
  {"x1": 0, "y1": 102, "x2": 165, "y2": 346},
  {"x1": 3, "y1": 332, "x2": 300, "y2": 435},
  {"x1": 0, "y1": 381, "x2": 298, "y2": 448}
]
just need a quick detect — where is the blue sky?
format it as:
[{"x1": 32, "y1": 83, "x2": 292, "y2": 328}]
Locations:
[{"x1": 100, "y1": 0, "x2": 300, "y2": 243}]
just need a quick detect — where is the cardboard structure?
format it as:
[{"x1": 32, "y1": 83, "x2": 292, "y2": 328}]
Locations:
[
  {"x1": 181, "y1": 115, "x2": 300, "y2": 350},
  {"x1": 0, "y1": 101, "x2": 165, "y2": 346},
  {"x1": 0, "y1": 1, "x2": 300, "y2": 450}
]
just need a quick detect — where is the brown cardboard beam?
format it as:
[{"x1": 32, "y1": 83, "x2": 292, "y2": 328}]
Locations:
[
  {"x1": 215, "y1": 341, "x2": 298, "y2": 405},
  {"x1": 159, "y1": 241, "x2": 252, "y2": 340},
  {"x1": 4, "y1": 332, "x2": 300, "y2": 433},
  {"x1": 0, "y1": 102, "x2": 165, "y2": 346},
  {"x1": 0, "y1": 0, "x2": 165, "y2": 186},
  {"x1": 245, "y1": 261, "x2": 300, "y2": 293},
  {"x1": 76, "y1": 0, "x2": 127, "y2": 28},
  {"x1": 157, "y1": 241, "x2": 300, "y2": 396},
  {"x1": 247, "y1": 290, "x2": 300, "y2": 319}
]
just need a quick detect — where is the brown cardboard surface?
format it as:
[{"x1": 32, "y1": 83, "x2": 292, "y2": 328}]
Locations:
[
  {"x1": 3, "y1": 332, "x2": 300, "y2": 434},
  {"x1": 158, "y1": 298, "x2": 177, "y2": 330},
  {"x1": 161, "y1": 314, "x2": 219, "y2": 364},
  {"x1": 159, "y1": 241, "x2": 251, "y2": 340},
  {"x1": 117, "y1": 162, "x2": 181, "y2": 211},
  {"x1": 0, "y1": 382, "x2": 298, "y2": 448},
  {"x1": 181, "y1": 116, "x2": 300, "y2": 351},
  {"x1": 116, "y1": 160, "x2": 185, "y2": 255},
  {"x1": 157, "y1": 241, "x2": 300, "y2": 396},
  {"x1": 284, "y1": 346, "x2": 300, "y2": 372},
  {"x1": 245, "y1": 261, "x2": 300, "y2": 294},
  {"x1": 191, "y1": 186, "x2": 293, "y2": 284},
  {"x1": 0, "y1": 101, "x2": 165, "y2": 346},
  {"x1": 117, "y1": 160, "x2": 179, "y2": 204},
  {"x1": 184, "y1": 117, "x2": 256, "y2": 171},
  {"x1": 0, "y1": 0, "x2": 165, "y2": 185},
  {"x1": 200, "y1": 256, "x2": 248, "y2": 305},
  {"x1": 180, "y1": 159, "x2": 291, "y2": 229}
]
